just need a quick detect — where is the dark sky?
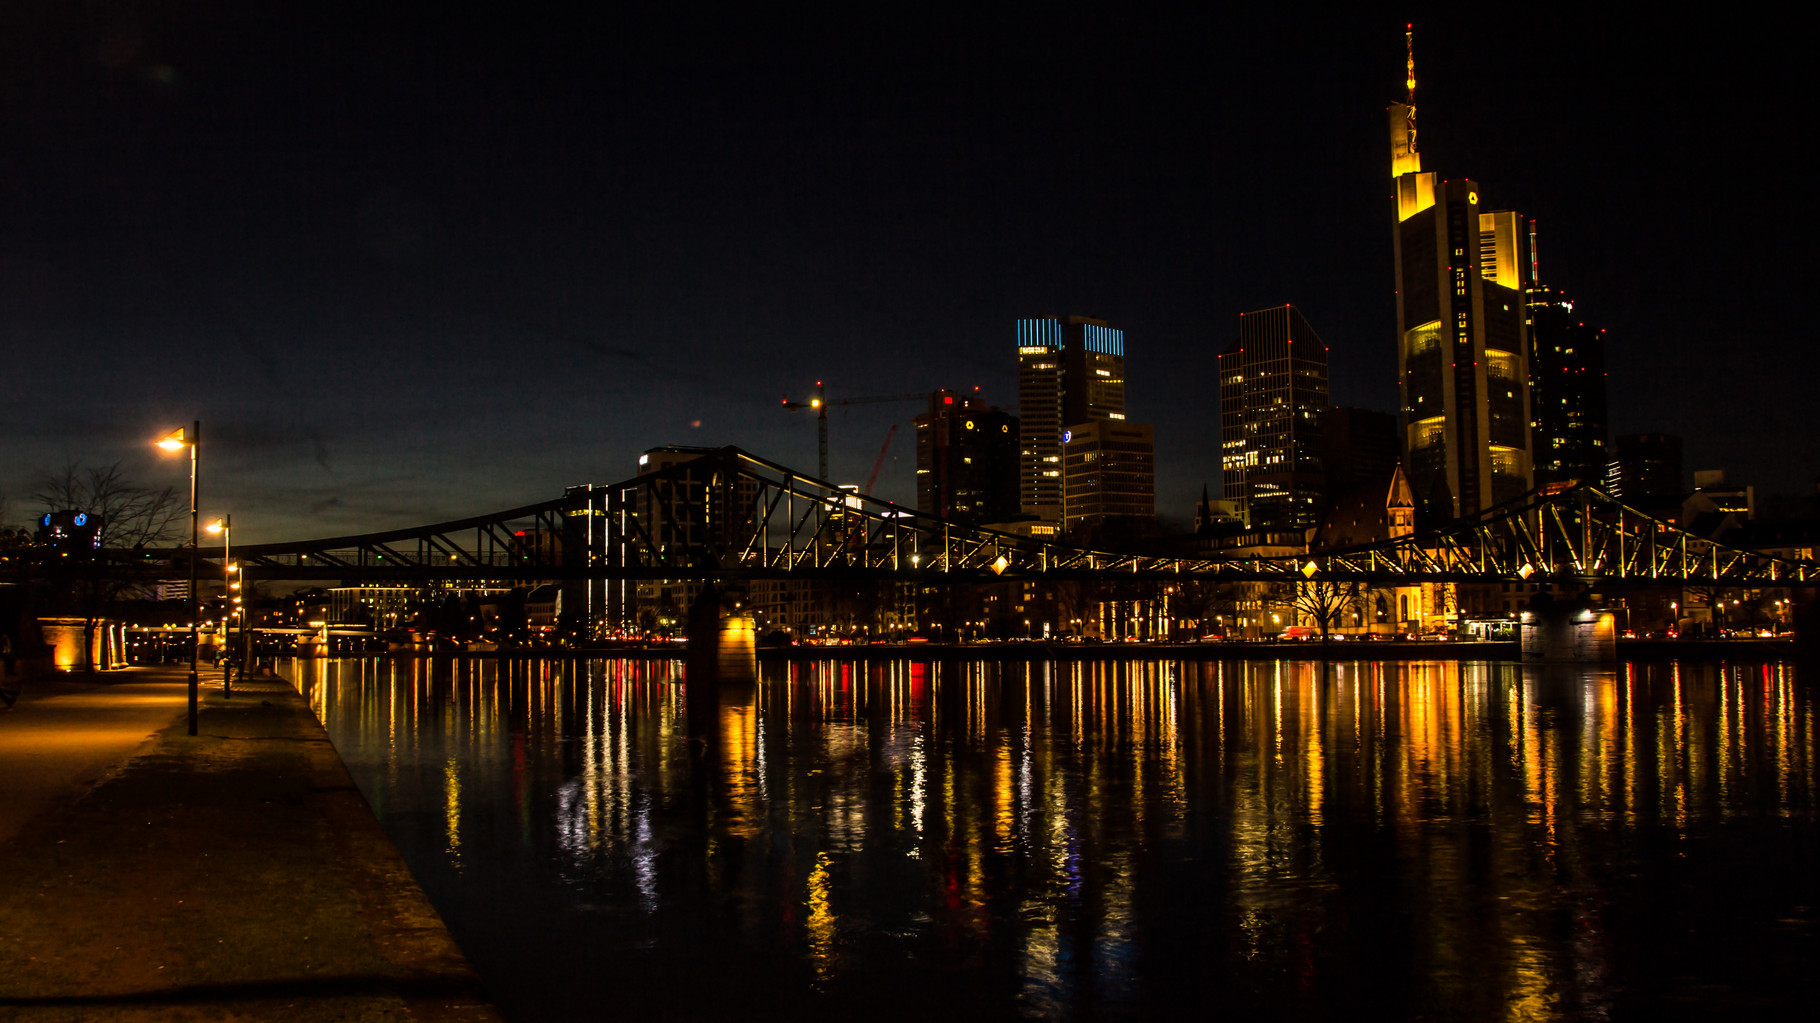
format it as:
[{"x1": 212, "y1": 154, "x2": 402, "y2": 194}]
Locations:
[{"x1": 4, "y1": 6, "x2": 1813, "y2": 544}]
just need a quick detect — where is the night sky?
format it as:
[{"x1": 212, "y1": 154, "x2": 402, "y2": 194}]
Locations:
[{"x1": 4, "y1": 6, "x2": 1812, "y2": 544}]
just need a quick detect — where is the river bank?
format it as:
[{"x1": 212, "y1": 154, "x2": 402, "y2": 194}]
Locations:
[
  {"x1": 0, "y1": 666, "x2": 499, "y2": 1022},
  {"x1": 303, "y1": 636, "x2": 1802, "y2": 663}
]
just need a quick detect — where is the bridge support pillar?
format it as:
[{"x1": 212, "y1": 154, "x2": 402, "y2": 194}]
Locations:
[
  {"x1": 684, "y1": 585, "x2": 757, "y2": 686},
  {"x1": 1520, "y1": 599, "x2": 1617, "y2": 662},
  {"x1": 1793, "y1": 593, "x2": 1820, "y2": 663}
]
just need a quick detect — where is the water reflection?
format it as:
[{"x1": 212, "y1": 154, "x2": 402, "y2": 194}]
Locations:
[{"x1": 299, "y1": 657, "x2": 1815, "y2": 1021}]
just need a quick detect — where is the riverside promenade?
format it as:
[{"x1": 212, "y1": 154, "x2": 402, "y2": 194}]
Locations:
[{"x1": 0, "y1": 666, "x2": 499, "y2": 1022}]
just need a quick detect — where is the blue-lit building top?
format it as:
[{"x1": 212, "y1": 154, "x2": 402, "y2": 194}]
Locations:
[
  {"x1": 1016, "y1": 315, "x2": 1128, "y2": 519},
  {"x1": 1017, "y1": 317, "x2": 1065, "y2": 350},
  {"x1": 1083, "y1": 322, "x2": 1123, "y2": 357},
  {"x1": 1017, "y1": 317, "x2": 1122, "y2": 357}
]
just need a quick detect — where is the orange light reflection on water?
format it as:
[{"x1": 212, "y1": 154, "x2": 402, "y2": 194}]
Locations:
[{"x1": 295, "y1": 655, "x2": 1813, "y2": 1019}]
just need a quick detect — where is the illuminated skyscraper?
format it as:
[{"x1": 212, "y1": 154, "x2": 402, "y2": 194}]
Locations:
[
  {"x1": 1218, "y1": 305, "x2": 1329, "y2": 530},
  {"x1": 1524, "y1": 226, "x2": 1609, "y2": 486},
  {"x1": 1389, "y1": 28, "x2": 1533, "y2": 518},
  {"x1": 1016, "y1": 315, "x2": 1126, "y2": 519},
  {"x1": 1061, "y1": 421, "x2": 1155, "y2": 530},
  {"x1": 913, "y1": 389, "x2": 1020, "y2": 523}
]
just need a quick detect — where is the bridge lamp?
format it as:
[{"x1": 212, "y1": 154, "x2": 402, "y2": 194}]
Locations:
[
  {"x1": 1301, "y1": 561, "x2": 1319, "y2": 578},
  {"x1": 155, "y1": 421, "x2": 201, "y2": 736},
  {"x1": 1517, "y1": 563, "x2": 1535, "y2": 580}
]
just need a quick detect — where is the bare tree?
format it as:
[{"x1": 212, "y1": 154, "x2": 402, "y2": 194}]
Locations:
[
  {"x1": 30, "y1": 461, "x2": 184, "y2": 671},
  {"x1": 1052, "y1": 578, "x2": 1108, "y2": 639},
  {"x1": 32, "y1": 462, "x2": 182, "y2": 550},
  {"x1": 1275, "y1": 578, "x2": 1363, "y2": 641},
  {"x1": 0, "y1": 495, "x2": 27, "y2": 550},
  {"x1": 1175, "y1": 579, "x2": 1242, "y2": 638}
]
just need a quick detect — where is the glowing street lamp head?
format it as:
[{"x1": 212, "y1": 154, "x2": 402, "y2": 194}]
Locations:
[
  {"x1": 206, "y1": 519, "x2": 227, "y2": 535},
  {"x1": 156, "y1": 427, "x2": 189, "y2": 452}
]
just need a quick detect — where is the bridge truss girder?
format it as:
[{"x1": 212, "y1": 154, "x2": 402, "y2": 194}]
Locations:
[{"x1": 33, "y1": 447, "x2": 1819, "y2": 589}]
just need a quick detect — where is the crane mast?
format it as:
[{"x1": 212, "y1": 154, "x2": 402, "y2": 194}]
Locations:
[{"x1": 781, "y1": 382, "x2": 923, "y2": 482}]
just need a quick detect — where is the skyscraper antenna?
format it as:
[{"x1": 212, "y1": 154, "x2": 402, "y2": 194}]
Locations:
[
  {"x1": 1528, "y1": 218, "x2": 1540, "y2": 288},
  {"x1": 1399, "y1": 22, "x2": 1418, "y2": 160},
  {"x1": 1405, "y1": 23, "x2": 1416, "y2": 106}
]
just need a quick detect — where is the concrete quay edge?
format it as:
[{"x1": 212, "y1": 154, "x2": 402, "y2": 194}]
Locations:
[{"x1": 0, "y1": 666, "x2": 502, "y2": 1023}]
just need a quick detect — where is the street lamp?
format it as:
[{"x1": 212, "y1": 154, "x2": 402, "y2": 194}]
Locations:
[
  {"x1": 206, "y1": 515, "x2": 236, "y2": 699},
  {"x1": 157, "y1": 422, "x2": 200, "y2": 736}
]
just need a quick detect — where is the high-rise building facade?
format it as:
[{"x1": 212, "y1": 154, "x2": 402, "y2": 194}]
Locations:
[
  {"x1": 1061, "y1": 421, "x2": 1155, "y2": 529},
  {"x1": 1322, "y1": 406, "x2": 1401, "y2": 494},
  {"x1": 1693, "y1": 469, "x2": 1754, "y2": 521},
  {"x1": 913, "y1": 389, "x2": 1020, "y2": 523},
  {"x1": 1218, "y1": 305, "x2": 1329, "y2": 530},
  {"x1": 1017, "y1": 316, "x2": 1125, "y2": 519},
  {"x1": 1611, "y1": 433, "x2": 1683, "y2": 500},
  {"x1": 1526, "y1": 253, "x2": 1609, "y2": 487},
  {"x1": 1389, "y1": 36, "x2": 1534, "y2": 518}
]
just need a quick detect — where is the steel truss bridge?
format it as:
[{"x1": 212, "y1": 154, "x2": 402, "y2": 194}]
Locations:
[{"x1": 33, "y1": 447, "x2": 1820, "y2": 589}]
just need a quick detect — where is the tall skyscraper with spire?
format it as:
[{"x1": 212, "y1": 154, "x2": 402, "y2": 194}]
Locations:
[{"x1": 1389, "y1": 26, "x2": 1534, "y2": 519}]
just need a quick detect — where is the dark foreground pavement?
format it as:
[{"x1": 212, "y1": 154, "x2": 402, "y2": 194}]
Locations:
[{"x1": 0, "y1": 667, "x2": 500, "y2": 1022}]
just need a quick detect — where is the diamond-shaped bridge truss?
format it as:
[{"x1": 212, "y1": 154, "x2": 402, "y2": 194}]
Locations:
[{"x1": 82, "y1": 448, "x2": 1820, "y2": 587}]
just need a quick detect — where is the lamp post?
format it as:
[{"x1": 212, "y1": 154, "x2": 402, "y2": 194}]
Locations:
[
  {"x1": 206, "y1": 515, "x2": 235, "y2": 699},
  {"x1": 157, "y1": 422, "x2": 199, "y2": 736}
]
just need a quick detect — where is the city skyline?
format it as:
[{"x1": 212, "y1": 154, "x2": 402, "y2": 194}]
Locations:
[{"x1": 3, "y1": 9, "x2": 1812, "y2": 544}]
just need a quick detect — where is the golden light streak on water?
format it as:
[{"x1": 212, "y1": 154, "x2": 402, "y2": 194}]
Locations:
[
  {"x1": 804, "y1": 849, "x2": 836, "y2": 979},
  {"x1": 1504, "y1": 944, "x2": 1557, "y2": 1023},
  {"x1": 1304, "y1": 665, "x2": 1324, "y2": 826},
  {"x1": 444, "y1": 757, "x2": 462, "y2": 867},
  {"x1": 719, "y1": 690, "x2": 760, "y2": 839}
]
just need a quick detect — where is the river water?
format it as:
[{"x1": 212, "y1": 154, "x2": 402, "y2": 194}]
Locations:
[{"x1": 294, "y1": 656, "x2": 1814, "y2": 1021}]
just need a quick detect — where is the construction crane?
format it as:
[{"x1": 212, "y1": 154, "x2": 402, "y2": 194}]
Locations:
[
  {"x1": 781, "y1": 381, "x2": 922, "y2": 481},
  {"x1": 864, "y1": 424, "x2": 898, "y2": 496}
]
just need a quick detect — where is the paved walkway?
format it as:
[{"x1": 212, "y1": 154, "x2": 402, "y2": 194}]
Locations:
[
  {"x1": 0, "y1": 666, "x2": 500, "y2": 1022},
  {"x1": 0, "y1": 672, "x2": 189, "y2": 845}
]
